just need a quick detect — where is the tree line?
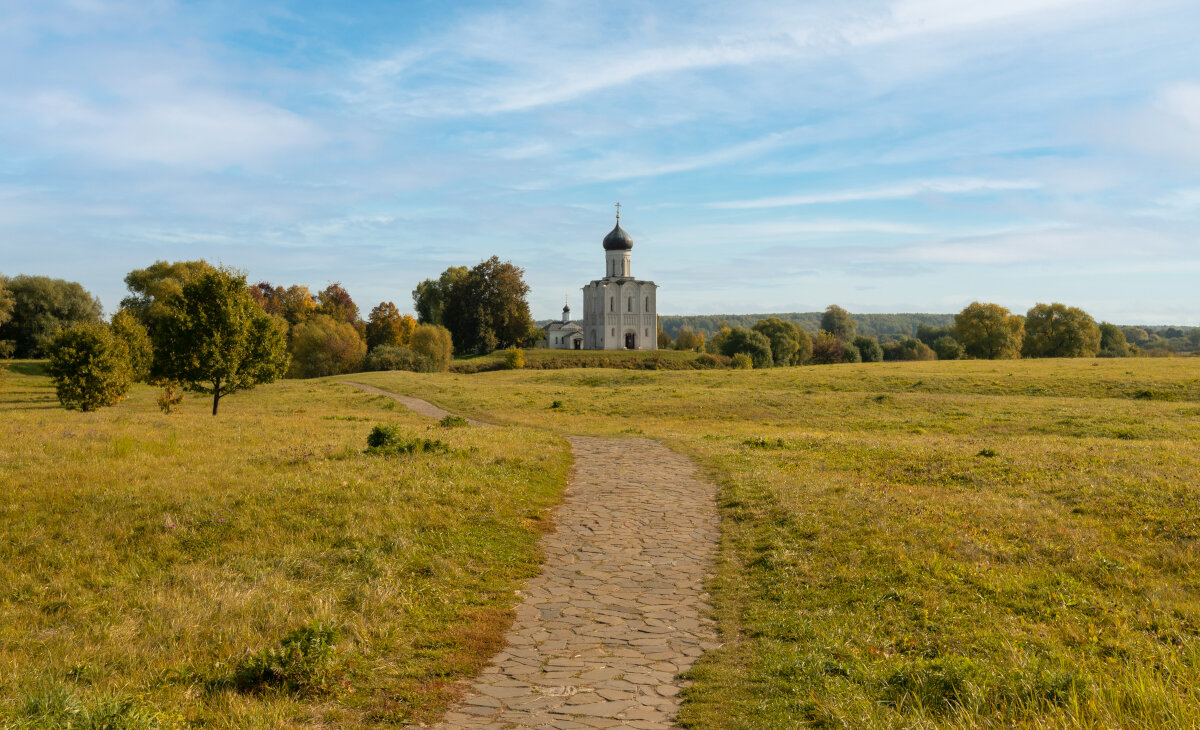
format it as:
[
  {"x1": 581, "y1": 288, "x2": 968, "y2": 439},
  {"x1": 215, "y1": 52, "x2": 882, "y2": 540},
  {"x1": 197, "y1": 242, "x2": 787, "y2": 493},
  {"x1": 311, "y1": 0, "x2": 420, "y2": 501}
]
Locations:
[
  {"x1": 0, "y1": 255, "x2": 538, "y2": 414},
  {"x1": 662, "y1": 301, "x2": 1187, "y2": 367}
]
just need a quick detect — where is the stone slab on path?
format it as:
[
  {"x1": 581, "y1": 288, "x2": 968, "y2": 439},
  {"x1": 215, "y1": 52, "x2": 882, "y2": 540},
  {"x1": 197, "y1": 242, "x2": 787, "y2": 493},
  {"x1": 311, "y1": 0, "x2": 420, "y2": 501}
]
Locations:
[{"x1": 341, "y1": 383, "x2": 721, "y2": 728}]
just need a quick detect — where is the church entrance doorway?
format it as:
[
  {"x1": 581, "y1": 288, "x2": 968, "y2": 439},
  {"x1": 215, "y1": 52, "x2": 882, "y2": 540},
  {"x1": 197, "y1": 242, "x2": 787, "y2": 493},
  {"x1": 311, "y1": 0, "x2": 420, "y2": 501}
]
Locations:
[
  {"x1": 624, "y1": 332, "x2": 636, "y2": 349},
  {"x1": 573, "y1": 338, "x2": 582, "y2": 350}
]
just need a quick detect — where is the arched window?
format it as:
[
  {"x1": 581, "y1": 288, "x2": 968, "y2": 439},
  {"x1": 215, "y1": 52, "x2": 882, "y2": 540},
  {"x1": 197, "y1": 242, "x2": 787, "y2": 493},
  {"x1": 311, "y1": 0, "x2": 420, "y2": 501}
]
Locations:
[
  {"x1": 609, "y1": 296, "x2": 613, "y2": 312},
  {"x1": 644, "y1": 296, "x2": 649, "y2": 311},
  {"x1": 627, "y1": 297, "x2": 632, "y2": 312}
]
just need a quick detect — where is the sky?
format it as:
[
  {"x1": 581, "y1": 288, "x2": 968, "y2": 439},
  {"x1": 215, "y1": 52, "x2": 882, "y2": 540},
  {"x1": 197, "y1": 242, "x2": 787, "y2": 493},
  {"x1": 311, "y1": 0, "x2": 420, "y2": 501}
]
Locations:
[{"x1": 1, "y1": 0, "x2": 1198, "y2": 324}]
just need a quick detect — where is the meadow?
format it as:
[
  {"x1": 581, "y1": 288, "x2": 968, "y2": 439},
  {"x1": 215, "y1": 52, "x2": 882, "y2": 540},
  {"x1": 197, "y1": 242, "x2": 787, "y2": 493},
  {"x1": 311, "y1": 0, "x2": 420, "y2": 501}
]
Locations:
[
  {"x1": 0, "y1": 362, "x2": 571, "y2": 728},
  {"x1": 352, "y1": 357, "x2": 1200, "y2": 728},
  {"x1": 4, "y1": 357, "x2": 1200, "y2": 728}
]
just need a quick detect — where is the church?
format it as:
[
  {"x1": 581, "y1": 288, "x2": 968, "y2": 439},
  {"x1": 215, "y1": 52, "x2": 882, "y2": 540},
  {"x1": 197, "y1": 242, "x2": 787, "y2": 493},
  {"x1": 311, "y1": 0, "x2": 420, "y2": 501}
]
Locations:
[{"x1": 543, "y1": 207, "x2": 659, "y2": 350}]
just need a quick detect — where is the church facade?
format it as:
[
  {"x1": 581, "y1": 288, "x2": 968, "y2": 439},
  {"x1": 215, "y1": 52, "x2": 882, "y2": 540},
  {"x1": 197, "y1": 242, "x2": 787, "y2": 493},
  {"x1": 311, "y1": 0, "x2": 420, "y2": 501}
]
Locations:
[{"x1": 580, "y1": 212, "x2": 658, "y2": 350}]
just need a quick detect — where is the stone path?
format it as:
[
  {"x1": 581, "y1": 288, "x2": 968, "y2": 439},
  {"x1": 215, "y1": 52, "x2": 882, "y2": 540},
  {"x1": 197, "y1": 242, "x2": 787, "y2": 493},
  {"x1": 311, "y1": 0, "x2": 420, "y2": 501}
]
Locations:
[
  {"x1": 342, "y1": 383, "x2": 720, "y2": 727},
  {"x1": 427, "y1": 434, "x2": 720, "y2": 729}
]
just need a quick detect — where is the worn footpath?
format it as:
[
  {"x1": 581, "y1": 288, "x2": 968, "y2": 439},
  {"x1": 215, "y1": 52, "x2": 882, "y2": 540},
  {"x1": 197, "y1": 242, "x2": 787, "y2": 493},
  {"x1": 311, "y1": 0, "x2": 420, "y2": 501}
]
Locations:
[{"x1": 343, "y1": 382, "x2": 721, "y2": 728}]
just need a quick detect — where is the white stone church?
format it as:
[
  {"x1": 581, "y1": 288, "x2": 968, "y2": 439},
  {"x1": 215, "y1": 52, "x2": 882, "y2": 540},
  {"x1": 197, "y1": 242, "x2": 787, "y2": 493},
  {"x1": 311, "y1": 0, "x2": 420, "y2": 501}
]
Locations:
[{"x1": 543, "y1": 210, "x2": 658, "y2": 350}]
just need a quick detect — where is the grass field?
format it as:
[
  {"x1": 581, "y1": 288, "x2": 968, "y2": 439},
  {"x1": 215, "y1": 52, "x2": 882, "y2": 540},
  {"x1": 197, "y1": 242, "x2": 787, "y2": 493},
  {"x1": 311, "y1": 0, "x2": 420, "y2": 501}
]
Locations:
[
  {"x1": 5, "y1": 357, "x2": 1200, "y2": 728},
  {"x1": 351, "y1": 358, "x2": 1200, "y2": 728},
  {"x1": 0, "y1": 362, "x2": 571, "y2": 728}
]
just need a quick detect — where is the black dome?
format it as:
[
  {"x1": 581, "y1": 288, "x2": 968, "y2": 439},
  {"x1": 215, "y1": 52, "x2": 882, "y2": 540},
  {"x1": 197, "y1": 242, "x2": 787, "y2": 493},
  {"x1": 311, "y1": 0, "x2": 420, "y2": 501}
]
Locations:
[{"x1": 603, "y1": 222, "x2": 634, "y2": 250}]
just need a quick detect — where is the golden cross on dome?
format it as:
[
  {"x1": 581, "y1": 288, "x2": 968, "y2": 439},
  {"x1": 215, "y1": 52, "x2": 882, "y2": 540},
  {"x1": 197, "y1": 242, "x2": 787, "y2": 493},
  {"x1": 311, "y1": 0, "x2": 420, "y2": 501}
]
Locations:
[{"x1": 614, "y1": 201, "x2": 621, "y2": 221}]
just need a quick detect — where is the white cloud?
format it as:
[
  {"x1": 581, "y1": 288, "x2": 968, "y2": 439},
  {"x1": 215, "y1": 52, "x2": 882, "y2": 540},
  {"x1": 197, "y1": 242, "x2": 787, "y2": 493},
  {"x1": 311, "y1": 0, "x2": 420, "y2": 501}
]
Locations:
[
  {"x1": 21, "y1": 90, "x2": 320, "y2": 169},
  {"x1": 710, "y1": 178, "x2": 1041, "y2": 209}
]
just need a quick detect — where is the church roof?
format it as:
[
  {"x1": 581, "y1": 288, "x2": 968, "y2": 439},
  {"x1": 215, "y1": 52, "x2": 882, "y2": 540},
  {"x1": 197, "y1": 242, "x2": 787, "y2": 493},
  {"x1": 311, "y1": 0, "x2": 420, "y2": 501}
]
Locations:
[{"x1": 602, "y1": 221, "x2": 634, "y2": 251}]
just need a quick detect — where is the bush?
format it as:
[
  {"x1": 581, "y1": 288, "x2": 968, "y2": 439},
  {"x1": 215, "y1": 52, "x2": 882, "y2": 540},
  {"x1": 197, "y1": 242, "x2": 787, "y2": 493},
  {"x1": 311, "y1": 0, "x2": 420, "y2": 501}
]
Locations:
[
  {"x1": 439, "y1": 414, "x2": 469, "y2": 427},
  {"x1": 882, "y1": 337, "x2": 937, "y2": 361},
  {"x1": 504, "y1": 346, "x2": 525, "y2": 369},
  {"x1": 288, "y1": 315, "x2": 366, "y2": 378},
  {"x1": 110, "y1": 308, "x2": 153, "y2": 382},
  {"x1": 156, "y1": 379, "x2": 185, "y2": 414},
  {"x1": 731, "y1": 353, "x2": 754, "y2": 369},
  {"x1": 46, "y1": 323, "x2": 132, "y2": 412},
  {"x1": 853, "y1": 336, "x2": 883, "y2": 363},
  {"x1": 691, "y1": 353, "x2": 726, "y2": 369},
  {"x1": 410, "y1": 324, "x2": 453, "y2": 372},
  {"x1": 366, "y1": 424, "x2": 450, "y2": 454},
  {"x1": 932, "y1": 335, "x2": 963, "y2": 360},
  {"x1": 232, "y1": 621, "x2": 345, "y2": 696},
  {"x1": 811, "y1": 331, "x2": 860, "y2": 364},
  {"x1": 363, "y1": 345, "x2": 435, "y2": 373},
  {"x1": 720, "y1": 327, "x2": 773, "y2": 368}
]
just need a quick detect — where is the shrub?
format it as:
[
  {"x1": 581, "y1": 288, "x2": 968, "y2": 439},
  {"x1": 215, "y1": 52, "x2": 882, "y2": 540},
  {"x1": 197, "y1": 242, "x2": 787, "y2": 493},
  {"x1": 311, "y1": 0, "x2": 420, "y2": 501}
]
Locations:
[
  {"x1": 932, "y1": 335, "x2": 963, "y2": 361},
  {"x1": 110, "y1": 308, "x2": 153, "y2": 382},
  {"x1": 731, "y1": 353, "x2": 754, "y2": 369},
  {"x1": 288, "y1": 314, "x2": 366, "y2": 378},
  {"x1": 811, "y1": 331, "x2": 860, "y2": 364},
  {"x1": 504, "y1": 346, "x2": 525, "y2": 369},
  {"x1": 720, "y1": 327, "x2": 773, "y2": 368},
  {"x1": 410, "y1": 324, "x2": 453, "y2": 372},
  {"x1": 46, "y1": 323, "x2": 132, "y2": 412},
  {"x1": 882, "y1": 338, "x2": 937, "y2": 362},
  {"x1": 232, "y1": 621, "x2": 345, "y2": 696},
  {"x1": 691, "y1": 352, "x2": 728, "y2": 369},
  {"x1": 156, "y1": 379, "x2": 185, "y2": 414},
  {"x1": 853, "y1": 336, "x2": 883, "y2": 363},
  {"x1": 366, "y1": 424, "x2": 450, "y2": 454},
  {"x1": 363, "y1": 345, "x2": 435, "y2": 373},
  {"x1": 439, "y1": 414, "x2": 469, "y2": 427}
]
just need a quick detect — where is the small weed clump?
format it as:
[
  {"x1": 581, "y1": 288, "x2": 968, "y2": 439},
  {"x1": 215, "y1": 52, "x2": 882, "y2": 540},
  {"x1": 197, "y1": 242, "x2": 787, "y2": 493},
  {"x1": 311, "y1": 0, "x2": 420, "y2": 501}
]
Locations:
[
  {"x1": 976, "y1": 448, "x2": 997, "y2": 457},
  {"x1": 439, "y1": 414, "x2": 469, "y2": 428},
  {"x1": 743, "y1": 436, "x2": 788, "y2": 449},
  {"x1": 549, "y1": 400, "x2": 564, "y2": 409},
  {"x1": 18, "y1": 682, "x2": 163, "y2": 729},
  {"x1": 232, "y1": 621, "x2": 346, "y2": 696},
  {"x1": 366, "y1": 424, "x2": 450, "y2": 454}
]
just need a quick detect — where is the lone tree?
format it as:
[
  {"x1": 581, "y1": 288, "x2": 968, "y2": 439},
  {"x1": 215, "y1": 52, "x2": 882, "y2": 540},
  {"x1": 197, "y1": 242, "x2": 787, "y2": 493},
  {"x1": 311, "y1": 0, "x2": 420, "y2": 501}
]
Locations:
[
  {"x1": 820, "y1": 305, "x2": 857, "y2": 341},
  {"x1": 153, "y1": 267, "x2": 289, "y2": 415},
  {"x1": 1022, "y1": 303, "x2": 1101, "y2": 358},
  {"x1": 954, "y1": 302, "x2": 1025, "y2": 359},
  {"x1": 46, "y1": 323, "x2": 132, "y2": 411}
]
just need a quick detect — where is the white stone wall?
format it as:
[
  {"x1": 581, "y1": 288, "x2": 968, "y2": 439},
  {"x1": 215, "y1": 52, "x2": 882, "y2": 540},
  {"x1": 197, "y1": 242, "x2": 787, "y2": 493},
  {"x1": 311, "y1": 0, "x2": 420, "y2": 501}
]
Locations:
[{"x1": 582, "y1": 279, "x2": 658, "y2": 350}]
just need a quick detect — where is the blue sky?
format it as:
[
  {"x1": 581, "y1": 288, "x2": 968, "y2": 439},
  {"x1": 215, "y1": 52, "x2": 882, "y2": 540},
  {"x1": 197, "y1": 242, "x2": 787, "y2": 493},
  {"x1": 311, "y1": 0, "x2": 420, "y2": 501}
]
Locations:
[{"x1": 1, "y1": 0, "x2": 1198, "y2": 324}]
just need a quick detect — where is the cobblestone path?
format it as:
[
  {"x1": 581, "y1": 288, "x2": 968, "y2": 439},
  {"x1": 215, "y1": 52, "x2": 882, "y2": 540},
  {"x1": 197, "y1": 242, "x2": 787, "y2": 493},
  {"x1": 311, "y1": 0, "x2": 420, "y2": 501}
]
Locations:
[
  {"x1": 428, "y1": 434, "x2": 720, "y2": 729},
  {"x1": 342, "y1": 384, "x2": 722, "y2": 728}
]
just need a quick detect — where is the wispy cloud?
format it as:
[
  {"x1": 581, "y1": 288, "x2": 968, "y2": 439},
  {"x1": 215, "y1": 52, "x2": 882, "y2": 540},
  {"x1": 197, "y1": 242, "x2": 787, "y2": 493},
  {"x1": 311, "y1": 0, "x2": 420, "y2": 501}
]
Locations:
[{"x1": 710, "y1": 178, "x2": 1042, "y2": 209}]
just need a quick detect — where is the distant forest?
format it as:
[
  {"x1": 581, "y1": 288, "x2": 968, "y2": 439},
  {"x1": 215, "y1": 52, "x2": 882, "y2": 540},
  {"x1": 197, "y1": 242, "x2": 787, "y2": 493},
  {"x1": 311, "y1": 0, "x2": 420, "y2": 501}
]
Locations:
[
  {"x1": 658, "y1": 312, "x2": 956, "y2": 340},
  {"x1": 656, "y1": 312, "x2": 1199, "y2": 353}
]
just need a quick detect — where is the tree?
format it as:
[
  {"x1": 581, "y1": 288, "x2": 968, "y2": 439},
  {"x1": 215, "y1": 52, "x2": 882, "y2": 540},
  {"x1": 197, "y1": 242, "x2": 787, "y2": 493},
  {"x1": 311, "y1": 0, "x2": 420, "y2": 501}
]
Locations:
[
  {"x1": 674, "y1": 327, "x2": 700, "y2": 351},
  {"x1": 0, "y1": 275, "x2": 103, "y2": 357},
  {"x1": 932, "y1": 335, "x2": 963, "y2": 361},
  {"x1": 916, "y1": 324, "x2": 955, "y2": 347},
  {"x1": 153, "y1": 267, "x2": 289, "y2": 415},
  {"x1": 410, "y1": 323, "x2": 454, "y2": 372},
  {"x1": 122, "y1": 260, "x2": 215, "y2": 332},
  {"x1": 853, "y1": 335, "x2": 883, "y2": 363},
  {"x1": 954, "y1": 302, "x2": 1024, "y2": 359},
  {"x1": 820, "y1": 305, "x2": 856, "y2": 341},
  {"x1": 753, "y1": 317, "x2": 810, "y2": 366},
  {"x1": 46, "y1": 323, "x2": 132, "y2": 411},
  {"x1": 882, "y1": 337, "x2": 937, "y2": 361},
  {"x1": 365, "y1": 301, "x2": 417, "y2": 350},
  {"x1": 412, "y1": 266, "x2": 469, "y2": 326},
  {"x1": 811, "y1": 331, "x2": 861, "y2": 364},
  {"x1": 718, "y1": 327, "x2": 773, "y2": 368},
  {"x1": 1098, "y1": 322, "x2": 1129, "y2": 357},
  {"x1": 0, "y1": 276, "x2": 13, "y2": 358},
  {"x1": 316, "y1": 283, "x2": 359, "y2": 325},
  {"x1": 706, "y1": 325, "x2": 732, "y2": 355},
  {"x1": 441, "y1": 257, "x2": 536, "y2": 354},
  {"x1": 288, "y1": 315, "x2": 366, "y2": 378},
  {"x1": 110, "y1": 308, "x2": 153, "y2": 381},
  {"x1": 657, "y1": 328, "x2": 672, "y2": 349},
  {"x1": 1022, "y1": 303, "x2": 1101, "y2": 358},
  {"x1": 250, "y1": 283, "x2": 317, "y2": 326}
]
